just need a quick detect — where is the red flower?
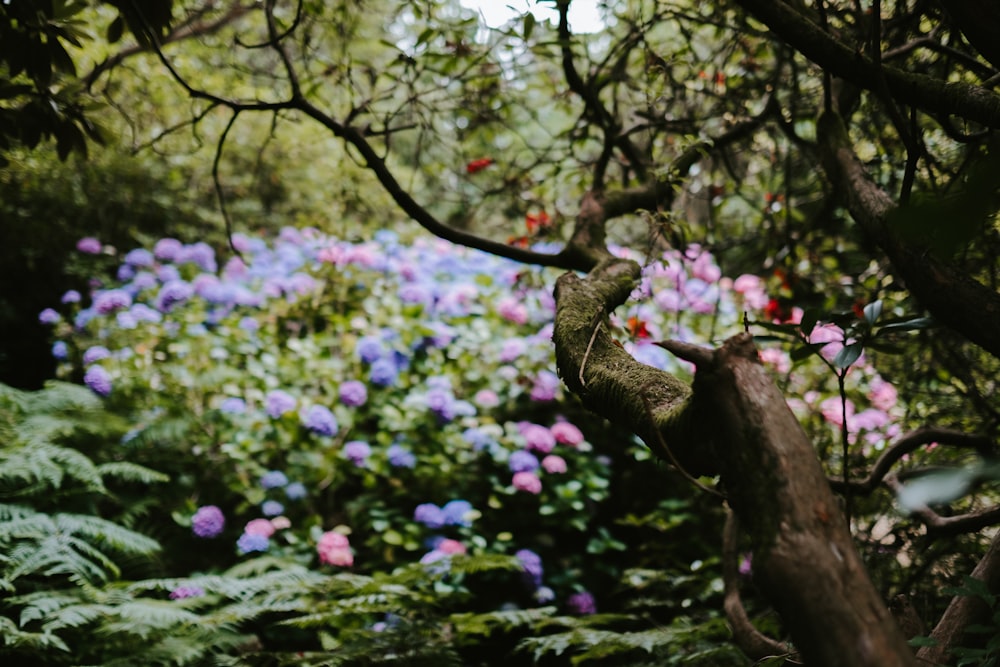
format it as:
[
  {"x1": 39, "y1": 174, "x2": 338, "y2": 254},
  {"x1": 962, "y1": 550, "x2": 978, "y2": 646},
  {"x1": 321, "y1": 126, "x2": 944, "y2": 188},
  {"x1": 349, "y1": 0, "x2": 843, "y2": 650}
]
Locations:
[
  {"x1": 525, "y1": 211, "x2": 551, "y2": 234},
  {"x1": 765, "y1": 298, "x2": 793, "y2": 323},
  {"x1": 626, "y1": 316, "x2": 650, "y2": 339},
  {"x1": 466, "y1": 157, "x2": 494, "y2": 174},
  {"x1": 507, "y1": 235, "x2": 530, "y2": 248}
]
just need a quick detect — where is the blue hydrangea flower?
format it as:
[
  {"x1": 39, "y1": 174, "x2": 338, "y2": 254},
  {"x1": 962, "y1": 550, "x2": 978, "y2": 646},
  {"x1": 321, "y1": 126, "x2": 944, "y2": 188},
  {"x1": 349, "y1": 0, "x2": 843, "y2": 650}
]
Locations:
[
  {"x1": 237, "y1": 532, "x2": 270, "y2": 554},
  {"x1": 509, "y1": 450, "x2": 541, "y2": 473},
  {"x1": 38, "y1": 308, "x2": 61, "y2": 325},
  {"x1": 413, "y1": 503, "x2": 446, "y2": 529},
  {"x1": 355, "y1": 336, "x2": 385, "y2": 363},
  {"x1": 369, "y1": 359, "x2": 398, "y2": 387},
  {"x1": 83, "y1": 366, "x2": 112, "y2": 397},
  {"x1": 261, "y1": 500, "x2": 285, "y2": 517},
  {"x1": 302, "y1": 404, "x2": 338, "y2": 436},
  {"x1": 61, "y1": 289, "x2": 81, "y2": 304},
  {"x1": 284, "y1": 482, "x2": 307, "y2": 500},
  {"x1": 387, "y1": 444, "x2": 416, "y2": 468},
  {"x1": 442, "y1": 499, "x2": 474, "y2": 527},
  {"x1": 51, "y1": 341, "x2": 68, "y2": 360},
  {"x1": 260, "y1": 470, "x2": 289, "y2": 490}
]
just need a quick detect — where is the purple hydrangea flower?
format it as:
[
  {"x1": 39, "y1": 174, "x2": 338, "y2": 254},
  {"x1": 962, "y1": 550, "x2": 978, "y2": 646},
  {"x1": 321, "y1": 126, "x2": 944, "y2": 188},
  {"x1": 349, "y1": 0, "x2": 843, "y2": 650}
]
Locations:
[
  {"x1": 302, "y1": 404, "x2": 338, "y2": 436},
  {"x1": 169, "y1": 585, "x2": 205, "y2": 600},
  {"x1": 93, "y1": 289, "x2": 132, "y2": 314},
  {"x1": 387, "y1": 444, "x2": 416, "y2": 468},
  {"x1": 339, "y1": 380, "x2": 368, "y2": 407},
  {"x1": 177, "y1": 242, "x2": 217, "y2": 272},
  {"x1": 117, "y1": 263, "x2": 137, "y2": 282},
  {"x1": 521, "y1": 424, "x2": 556, "y2": 454},
  {"x1": 567, "y1": 591, "x2": 597, "y2": 615},
  {"x1": 509, "y1": 450, "x2": 541, "y2": 473},
  {"x1": 442, "y1": 499, "x2": 474, "y2": 527},
  {"x1": 260, "y1": 470, "x2": 289, "y2": 490},
  {"x1": 82, "y1": 345, "x2": 111, "y2": 365},
  {"x1": 192, "y1": 505, "x2": 225, "y2": 538},
  {"x1": 155, "y1": 280, "x2": 194, "y2": 312},
  {"x1": 83, "y1": 366, "x2": 112, "y2": 397},
  {"x1": 153, "y1": 238, "x2": 183, "y2": 261},
  {"x1": 237, "y1": 532, "x2": 270, "y2": 554},
  {"x1": 530, "y1": 370, "x2": 561, "y2": 402},
  {"x1": 52, "y1": 341, "x2": 69, "y2": 360},
  {"x1": 284, "y1": 481, "x2": 307, "y2": 500},
  {"x1": 129, "y1": 303, "x2": 162, "y2": 323},
  {"x1": 76, "y1": 237, "x2": 102, "y2": 254},
  {"x1": 261, "y1": 500, "x2": 285, "y2": 517},
  {"x1": 265, "y1": 390, "x2": 296, "y2": 418},
  {"x1": 124, "y1": 248, "x2": 155, "y2": 267},
  {"x1": 343, "y1": 440, "x2": 371, "y2": 467},
  {"x1": 38, "y1": 308, "x2": 61, "y2": 325},
  {"x1": 61, "y1": 290, "x2": 81, "y2": 304},
  {"x1": 413, "y1": 503, "x2": 446, "y2": 529},
  {"x1": 516, "y1": 549, "x2": 544, "y2": 589}
]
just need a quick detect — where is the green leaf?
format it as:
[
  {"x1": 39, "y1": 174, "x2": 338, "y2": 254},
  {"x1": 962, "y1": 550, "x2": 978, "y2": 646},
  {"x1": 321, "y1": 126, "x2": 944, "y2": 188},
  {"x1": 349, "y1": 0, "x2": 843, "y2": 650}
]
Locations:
[
  {"x1": 523, "y1": 12, "x2": 537, "y2": 41},
  {"x1": 833, "y1": 341, "x2": 863, "y2": 369},
  {"x1": 862, "y1": 299, "x2": 882, "y2": 325},
  {"x1": 875, "y1": 317, "x2": 934, "y2": 336},
  {"x1": 907, "y1": 635, "x2": 938, "y2": 647},
  {"x1": 799, "y1": 308, "x2": 820, "y2": 337},
  {"x1": 107, "y1": 16, "x2": 125, "y2": 44}
]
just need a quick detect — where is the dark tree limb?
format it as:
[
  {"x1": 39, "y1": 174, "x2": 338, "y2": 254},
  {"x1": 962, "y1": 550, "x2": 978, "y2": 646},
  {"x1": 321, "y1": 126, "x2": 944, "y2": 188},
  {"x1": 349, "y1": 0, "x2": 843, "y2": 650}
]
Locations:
[
  {"x1": 816, "y1": 110, "x2": 1000, "y2": 360},
  {"x1": 721, "y1": 510, "x2": 794, "y2": 661},
  {"x1": 882, "y1": 474, "x2": 1000, "y2": 538},
  {"x1": 732, "y1": 0, "x2": 1000, "y2": 127},
  {"x1": 828, "y1": 427, "x2": 994, "y2": 495},
  {"x1": 917, "y1": 530, "x2": 1000, "y2": 665}
]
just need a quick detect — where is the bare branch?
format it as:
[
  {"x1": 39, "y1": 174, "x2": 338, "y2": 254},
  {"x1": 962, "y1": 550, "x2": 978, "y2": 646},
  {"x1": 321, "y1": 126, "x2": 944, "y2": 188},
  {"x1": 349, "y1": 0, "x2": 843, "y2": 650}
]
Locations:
[{"x1": 829, "y1": 427, "x2": 994, "y2": 495}]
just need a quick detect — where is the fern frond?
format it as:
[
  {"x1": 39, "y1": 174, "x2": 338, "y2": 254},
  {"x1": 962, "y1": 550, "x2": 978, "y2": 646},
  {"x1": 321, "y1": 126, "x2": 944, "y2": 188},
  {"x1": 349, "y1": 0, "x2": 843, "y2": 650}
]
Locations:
[{"x1": 96, "y1": 461, "x2": 170, "y2": 485}]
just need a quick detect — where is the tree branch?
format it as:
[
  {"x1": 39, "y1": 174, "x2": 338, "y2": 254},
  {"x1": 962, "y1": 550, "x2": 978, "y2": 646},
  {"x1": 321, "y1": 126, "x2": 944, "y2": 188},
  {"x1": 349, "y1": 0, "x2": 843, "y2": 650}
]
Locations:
[
  {"x1": 828, "y1": 427, "x2": 994, "y2": 495},
  {"x1": 816, "y1": 110, "x2": 1000, "y2": 359},
  {"x1": 732, "y1": 0, "x2": 1000, "y2": 127}
]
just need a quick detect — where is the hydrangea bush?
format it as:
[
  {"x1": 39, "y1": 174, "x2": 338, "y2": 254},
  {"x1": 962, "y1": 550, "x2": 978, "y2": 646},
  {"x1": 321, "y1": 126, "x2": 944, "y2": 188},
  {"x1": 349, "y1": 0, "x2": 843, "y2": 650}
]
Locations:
[{"x1": 40, "y1": 225, "x2": 912, "y2": 637}]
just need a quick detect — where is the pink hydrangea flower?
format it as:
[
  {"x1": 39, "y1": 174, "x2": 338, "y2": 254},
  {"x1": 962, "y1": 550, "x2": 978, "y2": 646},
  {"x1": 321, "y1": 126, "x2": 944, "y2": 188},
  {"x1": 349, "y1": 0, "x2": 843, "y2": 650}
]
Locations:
[
  {"x1": 496, "y1": 296, "x2": 529, "y2": 325},
  {"x1": 437, "y1": 539, "x2": 466, "y2": 555},
  {"x1": 550, "y1": 421, "x2": 583, "y2": 447},
  {"x1": 317, "y1": 531, "x2": 354, "y2": 566},
  {"x1": 244, "y1": 518, "x2": 276, "y2": 538},
  {"x1": 474, "y1": 389, "x2": 500, "y2": 407},
  {"x1": 541, "y1": 455, "x2": 567, "y2": 474},
  {"x1": 869, "y1": 378, "x2": 898, "y2": 412},
  {"x1": 512, "y1": 471, "x2": 542, "y2": 494},
  {"x1": 521, "y1": 423, "x2": 556, "y2": 453}
]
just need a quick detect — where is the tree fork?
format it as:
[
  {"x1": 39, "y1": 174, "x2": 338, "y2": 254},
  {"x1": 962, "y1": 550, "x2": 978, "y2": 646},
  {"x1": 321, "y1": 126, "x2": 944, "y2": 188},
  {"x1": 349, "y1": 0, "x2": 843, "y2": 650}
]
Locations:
[{"x1": 552, "y1": 249, "x2": 915, "y2": 666}]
